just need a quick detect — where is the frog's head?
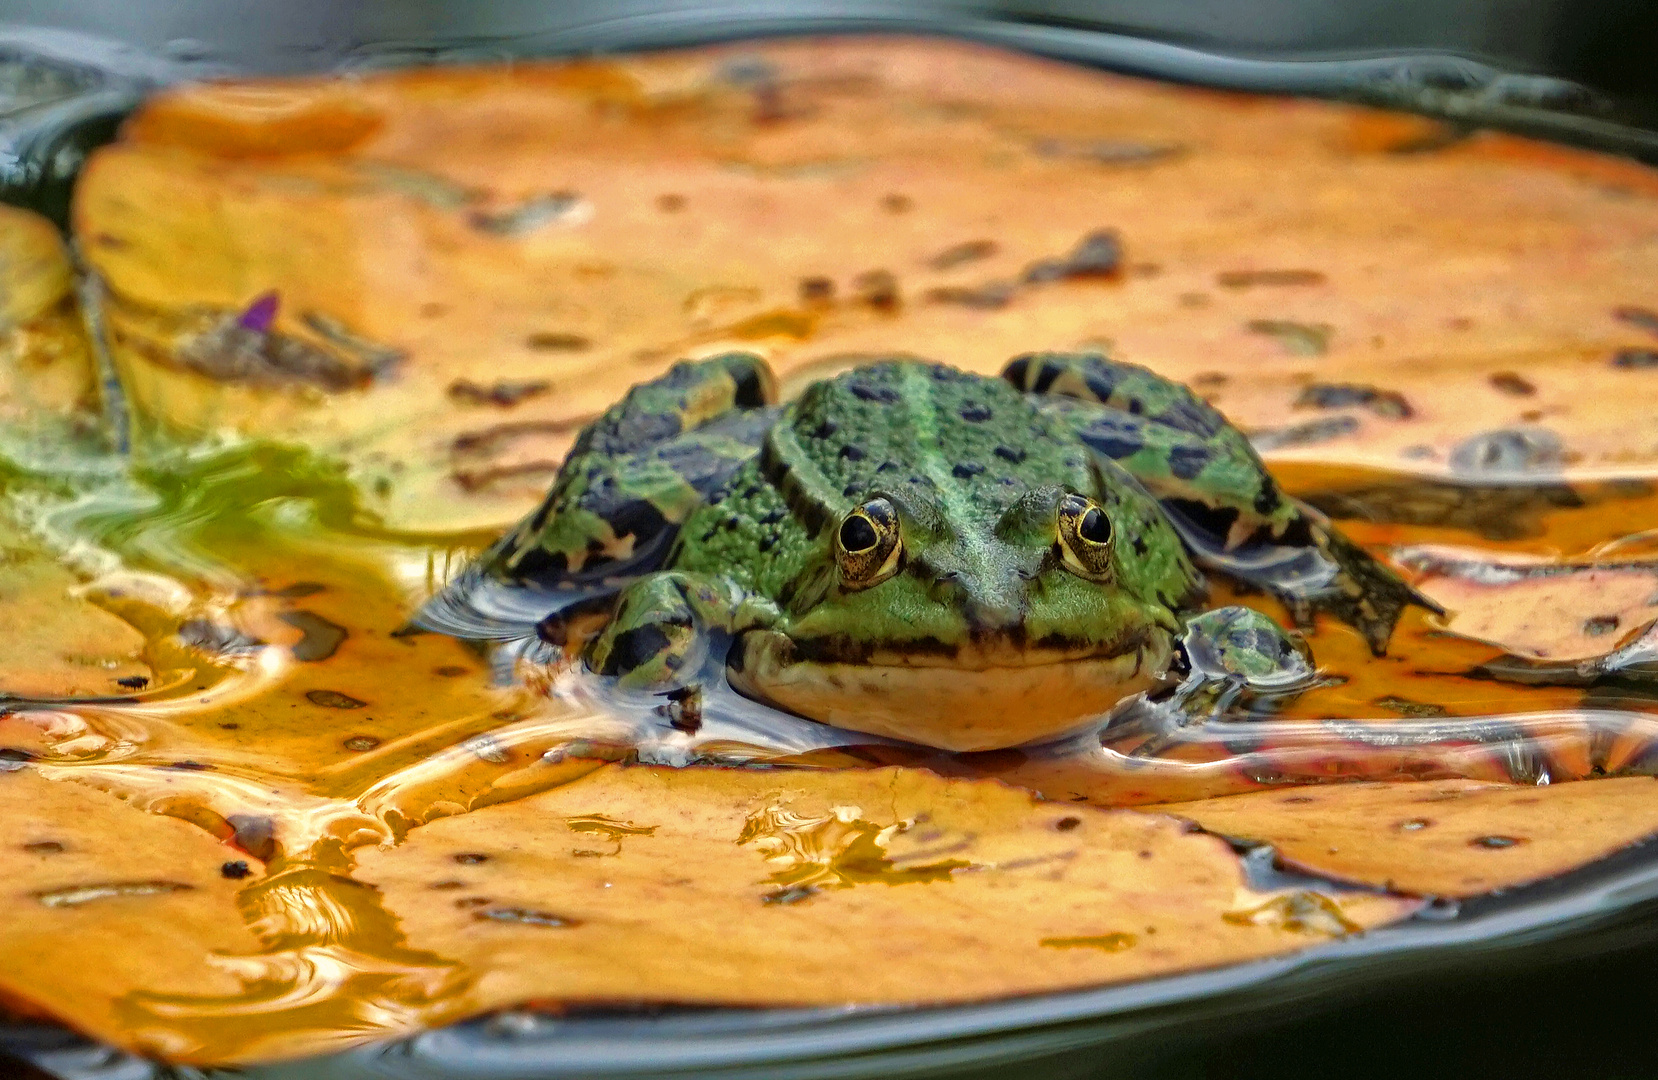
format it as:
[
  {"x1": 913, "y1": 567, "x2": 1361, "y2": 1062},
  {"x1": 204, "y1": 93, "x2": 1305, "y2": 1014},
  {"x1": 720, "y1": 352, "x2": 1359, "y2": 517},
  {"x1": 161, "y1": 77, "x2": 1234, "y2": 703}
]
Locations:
[{"x1": 730, "y1": 462, "x2": 1203, "y2": 752}]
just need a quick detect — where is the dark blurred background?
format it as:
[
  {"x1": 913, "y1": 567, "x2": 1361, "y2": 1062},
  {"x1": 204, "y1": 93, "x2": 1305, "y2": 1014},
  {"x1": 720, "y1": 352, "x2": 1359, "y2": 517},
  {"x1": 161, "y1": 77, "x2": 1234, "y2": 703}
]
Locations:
[{"x1": 0, "y1": 0, "x2": 1652, "y2": 110}]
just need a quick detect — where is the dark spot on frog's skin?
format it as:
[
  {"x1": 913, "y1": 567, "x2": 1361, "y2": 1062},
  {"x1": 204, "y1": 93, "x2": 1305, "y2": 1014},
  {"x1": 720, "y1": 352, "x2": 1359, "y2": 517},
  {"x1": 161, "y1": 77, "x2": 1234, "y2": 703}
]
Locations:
[
  {"x1": 1054, "y1": 816, "x2": 1082, "y2": 832},
  {"x1": 1470, "y1": 835, "x2": 1525, "y2": 849},
  {"x1": 1489, "y1": 372, "x2": 1536, "y2": 396},
  {"x1": 1131, "y1": 535, "x2": 1149, "y2": 557},
  {"x1": 809, "y1": 419, "x2": 839, "y2": 440},
  {"x1": 759, "y1": 507, "x2": 787, "y2": 525},
  {"x1": 1078, "y1": 416, "x2": 1143, "y2": 460},
  {"x1": 115, "y1": 675, "x2": 149, "y2": 689},
  {"x1": 221, "y1": 860, "x2": 251, "y2": 880},
  {"x1": 1083, "y1": 369, "x2": 1117, "y2": 402},
  {"x1": 23, "y1": 841, "x2": 63, "y2": 855},
  {"x1": 758, "y1": 535, "x2": 778, "y2": 552},
  {"x1": 1613, "y1": 348, "x2": 1658, "y2": 369},
  {"x1": 435, "y1": 665, "x2": 469, "y2": 677},
  {"x1": 1280, "y1": 796, "x2": 1316, "y2": 804},
  {"x1": 453, "y1": 853, "x2": 490, "y2": 865},
  {"x1": 842, "y1": 484, "x2": 861, "y2": 497},
  {"x1": 598, "y1": 624, "x2": 681, "y2": 676},
  {"x1": 953, "y1": 462, "x2": 985, "y2": 479},
  {"x1": 840, "y1": 445, "x2": 865, "y2": 461},
  {"x1": 1168, "y1": 445, "x2": 1212, "y2": 481},
  {"x1": 959, "y1": 403, "x2": 993, "y2": 422},
  {"x1": 166, "y1": 760, "x2": 212, "y2": 771},
  {"x1": 1584, "y1": 615, "x2": 1620, "y2": 636},
  {"x1": 1253, "y1": 485, "x2": 1281, "y2": 515},
  {"x1": 877, "y1": 460, "x2": 901, "y2": 473},
  {"x1": 306, "y1": 689, "x2": 367, "y2": 709},
  {"x1": 994, "y1": 446, "x2": 1025, "y2": 464},
  {"x1": 849, "y1": 382, "x2": 900, "y2": 404}
]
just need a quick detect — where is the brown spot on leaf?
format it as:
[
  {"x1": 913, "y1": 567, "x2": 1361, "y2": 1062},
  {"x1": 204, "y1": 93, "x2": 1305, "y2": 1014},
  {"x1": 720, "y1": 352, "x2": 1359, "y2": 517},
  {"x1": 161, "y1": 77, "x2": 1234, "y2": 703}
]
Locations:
[
  {"x1": 279, "y1": 610, "x2": 347, "y2": 662},
  {"x1": 524, "y1": 331, "x2": 592, "y2": 352},
  {"x1": 1217, "y1": 269, "x2": 1326, "y2": 288},
  {"x1": 1489, "y1": 371, "x2": 1536, "y2": 396},
  {"x1": 305, "y1": 689, "x2": 367, "y2": 709},
  {"x1": 447, "y1": 379, "x2": 553, "y2": 407},
  {"x1": 926, "y1": 239, "x2": 998, "y2": 271}
]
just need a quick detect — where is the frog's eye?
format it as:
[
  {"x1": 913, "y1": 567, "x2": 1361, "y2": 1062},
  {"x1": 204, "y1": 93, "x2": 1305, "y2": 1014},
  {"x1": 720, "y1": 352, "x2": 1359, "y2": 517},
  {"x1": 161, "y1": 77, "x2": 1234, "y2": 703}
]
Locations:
[
  {"x1": 835, "y1": 498, "x2": 903, "y2": 588},
  {"x1": 1055, "y1": 493, "x2": 1114, "y2": 581}
]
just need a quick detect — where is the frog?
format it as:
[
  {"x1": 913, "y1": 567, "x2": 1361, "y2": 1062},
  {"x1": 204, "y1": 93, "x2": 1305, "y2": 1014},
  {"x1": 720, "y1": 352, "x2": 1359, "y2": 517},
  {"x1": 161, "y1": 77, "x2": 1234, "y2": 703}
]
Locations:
[{"x1": 424, "y1": 351, "x2": 1430, "y2": 753}]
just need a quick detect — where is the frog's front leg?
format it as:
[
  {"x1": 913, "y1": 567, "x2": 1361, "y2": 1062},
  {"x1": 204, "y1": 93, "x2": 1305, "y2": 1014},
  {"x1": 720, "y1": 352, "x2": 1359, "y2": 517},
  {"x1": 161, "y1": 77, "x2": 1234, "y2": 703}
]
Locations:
[
  {"x1": 1172, "y1": 606, "x2": 1317, "y2": 716},
  {"x1": 585, "y1": 572, "x2": 778, "y2": 692}
]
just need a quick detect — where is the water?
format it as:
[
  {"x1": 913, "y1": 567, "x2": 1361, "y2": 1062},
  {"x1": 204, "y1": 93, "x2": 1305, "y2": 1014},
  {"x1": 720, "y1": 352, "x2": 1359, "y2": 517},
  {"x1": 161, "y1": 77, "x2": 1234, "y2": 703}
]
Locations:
[{"x1": 0, "y1": 13, "x2": 1656, "y2": 1080}]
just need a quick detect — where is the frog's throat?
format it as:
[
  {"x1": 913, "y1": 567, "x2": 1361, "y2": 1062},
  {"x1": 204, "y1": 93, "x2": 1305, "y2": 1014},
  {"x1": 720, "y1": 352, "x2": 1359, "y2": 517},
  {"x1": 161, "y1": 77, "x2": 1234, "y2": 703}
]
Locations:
[{"x1": 729, "y1": 631, "x2": 1175, "y2": 753}]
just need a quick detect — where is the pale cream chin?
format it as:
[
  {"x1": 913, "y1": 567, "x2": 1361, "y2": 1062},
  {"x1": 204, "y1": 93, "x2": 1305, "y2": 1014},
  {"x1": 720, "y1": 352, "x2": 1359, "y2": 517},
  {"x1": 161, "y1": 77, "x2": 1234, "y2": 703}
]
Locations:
[{"x1": 730, "y1": 637, "x2": 1172, "y2": 753}]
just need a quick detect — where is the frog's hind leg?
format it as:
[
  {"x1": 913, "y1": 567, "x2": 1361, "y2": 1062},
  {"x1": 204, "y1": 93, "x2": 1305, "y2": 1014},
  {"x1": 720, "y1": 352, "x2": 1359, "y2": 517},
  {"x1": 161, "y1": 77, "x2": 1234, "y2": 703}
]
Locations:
[
  {"x1": 1005, "y1": 351, "x2": 1437, "y2": 654},
  {"x1": 417, "y1": 353, "x2": 778, "y2": 640}
]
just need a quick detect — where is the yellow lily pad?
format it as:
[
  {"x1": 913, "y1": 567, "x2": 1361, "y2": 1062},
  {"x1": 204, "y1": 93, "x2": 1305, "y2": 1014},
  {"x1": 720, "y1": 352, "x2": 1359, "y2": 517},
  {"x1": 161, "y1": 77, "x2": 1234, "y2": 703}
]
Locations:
[
  {"x1": 0, "y1": 770, "x2": 267, "y2": 1058},
  {"x1": 1158, "y1": 777, "x2": 1658, "y2": 896},
  {"x1": 357, "y1": 765, "x2": 1418, "y2": 1018}
]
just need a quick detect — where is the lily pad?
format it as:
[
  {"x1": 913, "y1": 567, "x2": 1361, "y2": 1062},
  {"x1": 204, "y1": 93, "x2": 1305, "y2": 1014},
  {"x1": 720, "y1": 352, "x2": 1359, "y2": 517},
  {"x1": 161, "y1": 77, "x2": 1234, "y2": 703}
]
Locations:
[{"x1": 1159, "y1": 777, "x2": 1658, "y2": 896}]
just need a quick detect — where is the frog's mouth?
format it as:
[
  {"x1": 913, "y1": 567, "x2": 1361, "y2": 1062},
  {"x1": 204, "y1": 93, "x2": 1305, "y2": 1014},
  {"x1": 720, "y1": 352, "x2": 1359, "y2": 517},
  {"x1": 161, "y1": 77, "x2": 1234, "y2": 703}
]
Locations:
[{"x1": 728, "y1": 630, "x2": 1174, "y2": 753}]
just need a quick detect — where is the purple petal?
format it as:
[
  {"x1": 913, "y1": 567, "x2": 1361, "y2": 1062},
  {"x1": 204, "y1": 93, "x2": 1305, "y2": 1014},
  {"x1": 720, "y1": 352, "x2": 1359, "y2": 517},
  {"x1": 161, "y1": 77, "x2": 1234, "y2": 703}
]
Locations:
[{"x1": 236, "y1": 291, "x2": 280, "y2": 333}]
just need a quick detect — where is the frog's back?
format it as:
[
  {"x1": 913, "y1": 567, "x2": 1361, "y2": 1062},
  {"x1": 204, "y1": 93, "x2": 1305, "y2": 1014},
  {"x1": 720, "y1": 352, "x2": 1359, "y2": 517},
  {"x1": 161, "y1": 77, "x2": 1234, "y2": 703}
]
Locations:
[{"x1": 770, "y1": 360, "x2": 1095, "y2": 528}]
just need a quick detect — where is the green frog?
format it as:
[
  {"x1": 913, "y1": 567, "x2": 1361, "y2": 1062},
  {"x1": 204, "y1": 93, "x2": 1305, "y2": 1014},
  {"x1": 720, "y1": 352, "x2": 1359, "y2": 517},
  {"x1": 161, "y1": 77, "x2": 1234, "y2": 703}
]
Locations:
[{"x1": 427, "y1": 352, "x2": 1427, "y2": 752}]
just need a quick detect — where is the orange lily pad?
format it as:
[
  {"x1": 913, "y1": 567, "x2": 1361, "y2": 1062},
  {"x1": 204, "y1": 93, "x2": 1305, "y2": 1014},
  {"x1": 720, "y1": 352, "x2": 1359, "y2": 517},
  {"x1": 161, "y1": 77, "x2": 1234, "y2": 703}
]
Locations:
[
  {"x1": 1159, "y1": 777, "x2": 1658, "y2": 896},
  {"x1": 75, "y1": 37, "x2": 1658, "y2": 535},
  {"x1": 357, "y1": 765, "x2": 1418, "y2": 1024},
  {"x1": 0, "y1": 770, "x2": 267, "y2": 1059}
]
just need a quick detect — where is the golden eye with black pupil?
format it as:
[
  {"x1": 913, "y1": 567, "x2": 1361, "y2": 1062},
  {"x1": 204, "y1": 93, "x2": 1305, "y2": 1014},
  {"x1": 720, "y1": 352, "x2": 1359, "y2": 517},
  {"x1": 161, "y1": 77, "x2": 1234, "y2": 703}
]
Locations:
[
  {"x1": 835, "y1": 498, "x2": 902, "y2": 588},
  {"x1": 1055, "y1": 492, "x2": 1114, "y2": 580}
]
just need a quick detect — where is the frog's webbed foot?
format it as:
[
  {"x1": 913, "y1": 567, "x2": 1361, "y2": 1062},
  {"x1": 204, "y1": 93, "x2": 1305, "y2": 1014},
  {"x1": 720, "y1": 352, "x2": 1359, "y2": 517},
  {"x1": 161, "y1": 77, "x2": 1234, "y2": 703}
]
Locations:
[
  {"x1": 1275, "y1": 510, "x2": 1441, "y2": 656},
  {"x1": 1169, "y1": 606, "x2": 1319, "y2": 717},
  {"x1": 582, "y1": 572, "x2": 775, "y2": 696}
]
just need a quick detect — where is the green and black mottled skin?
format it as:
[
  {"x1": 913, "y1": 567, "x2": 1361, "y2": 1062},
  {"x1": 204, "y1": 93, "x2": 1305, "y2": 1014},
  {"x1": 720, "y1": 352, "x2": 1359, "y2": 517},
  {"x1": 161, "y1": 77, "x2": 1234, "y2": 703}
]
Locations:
[{"x1": 441, "y1": 351, "x2": 1426, "y2": 752}]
